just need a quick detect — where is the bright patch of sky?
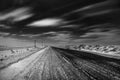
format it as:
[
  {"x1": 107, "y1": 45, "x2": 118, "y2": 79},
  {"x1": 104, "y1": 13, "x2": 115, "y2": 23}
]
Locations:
[{"x1": 28, "y1": 18, "x2": 63, "y2": 27}]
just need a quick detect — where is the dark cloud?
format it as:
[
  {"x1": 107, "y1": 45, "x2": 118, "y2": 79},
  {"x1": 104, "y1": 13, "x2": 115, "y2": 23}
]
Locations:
[{"x1": 0, "y1": 0, "x2": 120, "y2": 46}]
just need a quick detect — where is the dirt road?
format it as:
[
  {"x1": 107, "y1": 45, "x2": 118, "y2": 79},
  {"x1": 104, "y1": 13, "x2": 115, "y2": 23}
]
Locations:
[{"x1": 0, "y1": 46, "x2": 120, "y2": 80}]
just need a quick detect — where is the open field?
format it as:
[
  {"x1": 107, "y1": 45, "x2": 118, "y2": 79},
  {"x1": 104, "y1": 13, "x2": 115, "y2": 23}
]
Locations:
[
  {"x1": 0, "y1": 47, "x2": 45, "y2": 69},
  {"x1": 0, "y1": 46, "x2": 120, "y2": 80}
]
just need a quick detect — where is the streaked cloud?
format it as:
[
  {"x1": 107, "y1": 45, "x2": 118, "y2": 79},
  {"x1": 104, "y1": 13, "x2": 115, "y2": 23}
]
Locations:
[
  {"x1": 60, "y1": 24, "x2": 79, "y2": 28},
  {"x1": 0, "y1": 7, "x2": 33, "y2": 22},
  {"x1": 28, "y1": 18, "x2": 64, "y2": 27},
  {"x1": 85, "y1": 9, "x2": 113, "y2": 17},
  {"x1": 80, "y1": 32, "x2": 113, "y2": 38},
  {"x1": 75, "y1": 0, "x2": 117, "y2": 12},
  {"x1": 41, "y1": 31, "x2": 57, "y2": 35}
]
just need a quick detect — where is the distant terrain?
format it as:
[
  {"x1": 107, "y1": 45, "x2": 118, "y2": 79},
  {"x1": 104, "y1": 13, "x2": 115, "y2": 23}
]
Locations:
[{"x1": 64, "y1": 44, "x2": 120, "y2": 56}]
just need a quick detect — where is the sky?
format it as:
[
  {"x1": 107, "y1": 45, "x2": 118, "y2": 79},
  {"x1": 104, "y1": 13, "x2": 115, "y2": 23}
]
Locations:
[{"x1": 0, "y1": 0, "x2": 120, "y2": 47}]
